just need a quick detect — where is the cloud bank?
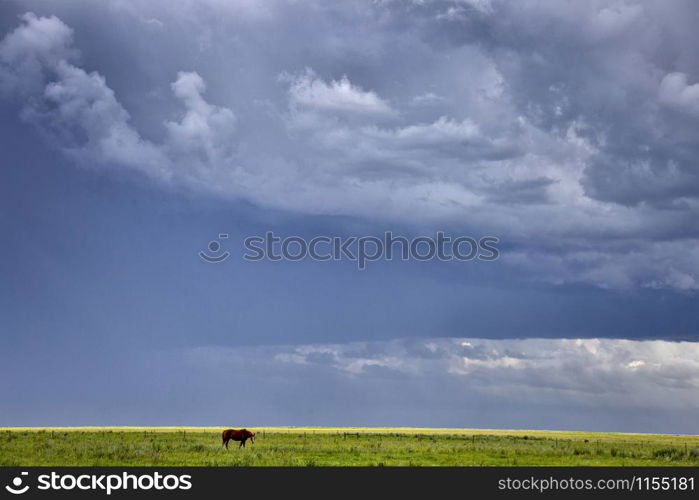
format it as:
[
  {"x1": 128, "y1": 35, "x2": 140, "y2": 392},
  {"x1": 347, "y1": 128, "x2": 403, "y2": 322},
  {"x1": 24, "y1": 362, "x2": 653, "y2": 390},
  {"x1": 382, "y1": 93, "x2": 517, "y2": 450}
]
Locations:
[{"x1": 174, "y1": 337, "x2": 699, "y2": 431}]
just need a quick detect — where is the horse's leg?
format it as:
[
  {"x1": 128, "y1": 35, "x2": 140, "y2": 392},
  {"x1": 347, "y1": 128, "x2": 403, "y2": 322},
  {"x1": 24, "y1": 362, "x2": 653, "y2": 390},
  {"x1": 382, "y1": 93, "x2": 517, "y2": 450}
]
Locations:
[
  {"x1": 240, "y1": 439, "x2": 245, "y2": 448},
  {"x1": 224, "y1": 439, "x2": 229, "y2": 449}
]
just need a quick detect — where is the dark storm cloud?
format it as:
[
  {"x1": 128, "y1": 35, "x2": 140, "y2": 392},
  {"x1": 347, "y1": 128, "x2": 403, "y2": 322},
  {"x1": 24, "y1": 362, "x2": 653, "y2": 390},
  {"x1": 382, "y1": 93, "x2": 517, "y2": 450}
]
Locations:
[
  {"x1": 1, "y1": 0, "x2": 699, "y2": 290},
  {"x1": 410, "y1": 0, "x2": 699, "y2": 207}
]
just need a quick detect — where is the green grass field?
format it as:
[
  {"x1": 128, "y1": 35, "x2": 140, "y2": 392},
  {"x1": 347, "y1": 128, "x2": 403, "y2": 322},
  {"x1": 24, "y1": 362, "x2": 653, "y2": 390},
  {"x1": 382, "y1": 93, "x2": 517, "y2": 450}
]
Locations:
[{"x1": 1, "y1": 427, "x2": 698, "y2": 466}]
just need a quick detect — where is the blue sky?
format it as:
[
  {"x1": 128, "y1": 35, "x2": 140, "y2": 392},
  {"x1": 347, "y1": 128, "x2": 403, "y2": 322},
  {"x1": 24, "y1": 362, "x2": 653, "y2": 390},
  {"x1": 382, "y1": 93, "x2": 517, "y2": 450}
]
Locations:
[{"x1": 1, "y1": 0, "x2": 699, "y2": 432}]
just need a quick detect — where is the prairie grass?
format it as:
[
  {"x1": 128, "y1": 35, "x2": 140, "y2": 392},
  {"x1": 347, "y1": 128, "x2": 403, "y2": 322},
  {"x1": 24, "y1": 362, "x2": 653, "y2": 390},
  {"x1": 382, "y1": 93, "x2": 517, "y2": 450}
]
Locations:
[{"x1": 1, "y1": 428, "x2": 697, "y2": 466}]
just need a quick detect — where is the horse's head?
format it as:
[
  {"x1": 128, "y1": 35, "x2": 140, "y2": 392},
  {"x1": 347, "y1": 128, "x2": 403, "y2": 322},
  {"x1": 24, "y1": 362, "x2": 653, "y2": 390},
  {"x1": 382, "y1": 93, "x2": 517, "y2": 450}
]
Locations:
[{"x1": 250, "y1": 432, "x2": 256, "y2": 444}]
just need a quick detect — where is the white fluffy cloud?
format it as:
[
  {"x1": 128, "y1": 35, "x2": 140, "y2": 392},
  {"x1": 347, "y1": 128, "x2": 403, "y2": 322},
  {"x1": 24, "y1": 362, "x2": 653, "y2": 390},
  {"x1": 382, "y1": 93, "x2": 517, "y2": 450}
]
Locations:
[
  {"x1": 659, "y1": 72, "x2": 699, "y2": 118},
  {"x1": 286, "y1": 69, "x2": 394, "y2": 116},
  {"x1": 270, "y1": 337, "x2": 699, "y2": 399},
  {"x1": 165, "y1": 71, "x2": 237, "y2": 177},
  {"x1": 0, "y1": 13, "x2": 75, "y2": 94}
]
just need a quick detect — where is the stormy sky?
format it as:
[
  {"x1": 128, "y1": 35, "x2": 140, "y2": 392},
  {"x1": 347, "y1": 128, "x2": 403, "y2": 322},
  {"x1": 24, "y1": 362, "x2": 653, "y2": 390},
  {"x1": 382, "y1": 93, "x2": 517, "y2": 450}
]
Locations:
[{"x1": 1, "y1": 0, "x2": 699, "y2": 432}]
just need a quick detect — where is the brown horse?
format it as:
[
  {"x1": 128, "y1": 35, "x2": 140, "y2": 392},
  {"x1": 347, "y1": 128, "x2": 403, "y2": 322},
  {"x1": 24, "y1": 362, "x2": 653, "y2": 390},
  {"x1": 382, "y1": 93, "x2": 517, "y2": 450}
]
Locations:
[{"x1": 222, "y1": 428, "x2": 256, "y2": 449}]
